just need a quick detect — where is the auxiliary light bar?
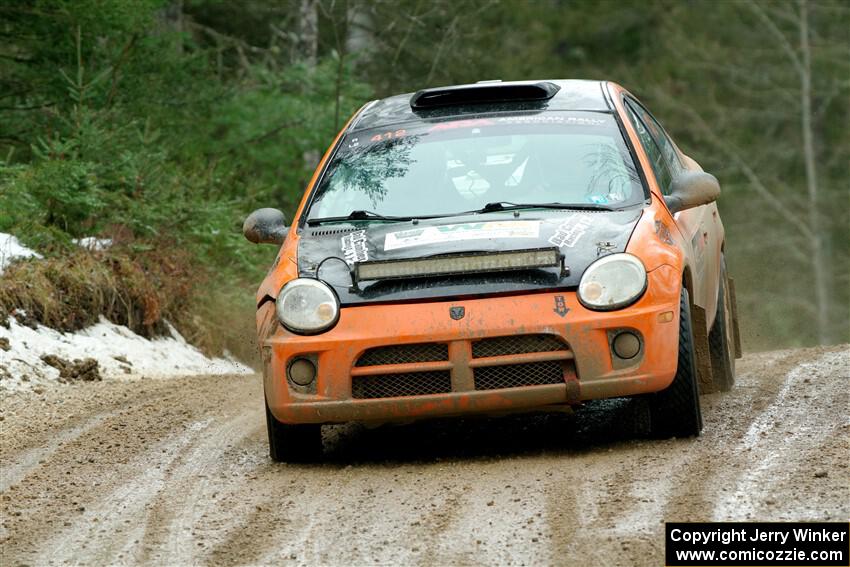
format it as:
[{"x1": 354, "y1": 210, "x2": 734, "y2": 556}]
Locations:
[{"x1": 354, "y1": 247, "x2": 565, "y2": 283}]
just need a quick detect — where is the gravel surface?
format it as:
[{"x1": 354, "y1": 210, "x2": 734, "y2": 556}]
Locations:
[{"x1": 1, "y1": 345, "x2": 848, "y2": 566}]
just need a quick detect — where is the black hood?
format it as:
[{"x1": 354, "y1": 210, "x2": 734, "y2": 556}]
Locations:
[{"x1": 297, "y1": 209, "x2": 643, "y2": 306}]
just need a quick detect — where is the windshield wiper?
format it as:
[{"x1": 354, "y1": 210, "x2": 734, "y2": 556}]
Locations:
[
  {"x1": 472, "y1": 201, "x2": 616, "y2": 214},
  {"x1": 307, "y1": 210, "x2": 456, "y2": 226},
  {"x1": 307, "y1": 201, "x2": 616, "y2": 226},
  {"x1": 307, "y1": 210, "x2": 415, "y2": 226}
]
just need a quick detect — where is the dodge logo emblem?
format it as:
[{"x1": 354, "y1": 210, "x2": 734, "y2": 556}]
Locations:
[{"x1": 450, "y1": 306, "x2": 465, "y2": 320}]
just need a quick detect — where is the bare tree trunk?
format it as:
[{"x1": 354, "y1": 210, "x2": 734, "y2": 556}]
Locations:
[
  {"x1": 299, "y1": 0, "x2": 320, "y2": 169},
  {"x1": 346, "y1": 1, "x2": 370, "y2": 54},
  {"x1": 799, "y1": 0, "x2": 830, "y2": 343},
  {"x1": 332, "y1": 0, "x2": 352, "y2": 132},
  {"x1": 299, "y1": 0, "x2": 319, "y2": 66},
  {"x1": 157, "y1": 0, "x2": 184, "y2": 54}
]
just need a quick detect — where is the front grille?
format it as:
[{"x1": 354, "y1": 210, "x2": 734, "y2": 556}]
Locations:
[
  {"x1": 472, "y1": 334, "x2": 567, "y2": 358},
  {"x1": 356, "y1": 343, "x2": 448, "y2": 367},
  {"x1": 352, "y1": 371, "x2": 452, "y2": 399},
  {"x1": 474, "y1": 361, "x2": 565, "y2": 391}
]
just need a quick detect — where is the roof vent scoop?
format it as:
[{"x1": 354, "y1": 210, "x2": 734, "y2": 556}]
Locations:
[{"x1": 410, "y1": 81, "x2": 561, "y2": 110}]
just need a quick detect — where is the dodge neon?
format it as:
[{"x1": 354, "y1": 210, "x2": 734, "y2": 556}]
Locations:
[{"x1": 243, "y1": 80, "x2": 742, "y2": 462}]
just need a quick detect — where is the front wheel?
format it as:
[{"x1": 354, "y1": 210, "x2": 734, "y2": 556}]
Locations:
[
  {"x1": 650, "y1": 287, "x2": 704, "y2": 438},
  {"x1": 265, "y1": 401, "x2": 322, "y2": 463}
]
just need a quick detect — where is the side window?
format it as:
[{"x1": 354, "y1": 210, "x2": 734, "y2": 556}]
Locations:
[
  {"x1": 628, "y1": 99, "x2": 684, "y2": 178},
  {"x1": 624, "y1": 99, "x2": 673, "y2": 194}
]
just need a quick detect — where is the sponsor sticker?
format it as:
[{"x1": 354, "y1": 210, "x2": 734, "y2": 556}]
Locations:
[
  {"x1": 496, "y1": 116, "x2": 607, "y2": 126},
  {"x1": 428, "y1": 118, "x2": 495, "y2": 132},
  {"x1": 384, "y1": 221, "x2": 540, "y2": 251},
  {"x1": 341, "y1": 230, "x2": 368, "y2": 264},
  {"x1": 549, "y1": 214, "x2": 594, "y2": 248}
]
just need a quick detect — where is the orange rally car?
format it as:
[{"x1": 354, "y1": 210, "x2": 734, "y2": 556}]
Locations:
[{"x1": 243, "y1": 80, "x2": 742, "y2": 462}]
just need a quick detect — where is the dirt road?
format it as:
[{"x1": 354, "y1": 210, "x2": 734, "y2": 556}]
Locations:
[{"x1": 1, "y1": 345, "x2": 848, "y2": 566}]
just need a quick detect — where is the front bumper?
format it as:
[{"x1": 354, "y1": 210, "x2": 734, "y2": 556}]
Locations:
[{"x1": 262, "y1": 265, "x2": 681, "y2": 424}]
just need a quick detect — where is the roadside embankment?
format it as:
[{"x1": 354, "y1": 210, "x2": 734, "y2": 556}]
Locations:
[{"x1": 0, "y1": 232, "x2": 254, "y2": 391}]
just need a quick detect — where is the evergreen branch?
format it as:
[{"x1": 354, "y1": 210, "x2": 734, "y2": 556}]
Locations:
[{"x1": 212, "y1": 120, "x2": 305, "y2": 156}]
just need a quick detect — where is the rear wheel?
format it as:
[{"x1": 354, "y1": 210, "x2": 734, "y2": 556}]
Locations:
[
  {"x1": 265, "y1": 401, "x2": 322, "y2": 463},
  {"x1": 650, "y1": 287, "x2": 704, "y2": 438},
  {"x1": 708, "y1": 255, "x2": 736, "y2": 392}
]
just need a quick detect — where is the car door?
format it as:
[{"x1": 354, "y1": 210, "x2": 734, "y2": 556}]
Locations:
[{"x1": 622, "y1": 97, "x2": 719, "y2": 317}]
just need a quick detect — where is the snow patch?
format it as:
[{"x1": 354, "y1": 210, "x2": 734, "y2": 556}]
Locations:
[
  {"x1": 0, "y1": 316, "x2": 252, "y2": 391},
  {"x1": 0, "y1": 233, "x2": 42, "y2": 275}
]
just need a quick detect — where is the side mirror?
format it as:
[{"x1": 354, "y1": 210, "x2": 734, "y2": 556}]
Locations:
[
  {"x1": 664, "y1": 171, "x2": 720, "y2": 214},
  {"x1": 243, "y1": 208, "x2": 287, "y2": 245}
]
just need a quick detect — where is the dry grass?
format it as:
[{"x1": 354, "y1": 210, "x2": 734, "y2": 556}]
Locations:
[
  {"x1": 0, "y1": 246, "x2": 259, "y2": 368},
  {"x1": 0, "y1": 247, "x2": 191, "y2": 335}
]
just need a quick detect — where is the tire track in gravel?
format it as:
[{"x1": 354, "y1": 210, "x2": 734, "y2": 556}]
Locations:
[
  {"x1": 0, "y1": 375, "x2": 260, "y2": 566},
  {"x1": 0, "y1": 411, "x2": 111, "y2": 493},
  {"x1": 648, "y1": 348, "x2": 821, "y2": 523},
  {"x1": 711, "y1": 349, "x2": 849, "y2": 521},
  {"x1": 35, "y1": 419, "x2": 213, "y2": 565},
  {"x1": 534, "y1": 348, "x2": 843, "y2": 566},
  {"x1": 135, "y1": 411, "x2": 264, "y2": 565}
]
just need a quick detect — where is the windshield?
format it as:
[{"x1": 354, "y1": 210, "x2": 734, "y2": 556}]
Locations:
[{"x1": 305, "y1": 112, "x2": 644, "y2": 222}]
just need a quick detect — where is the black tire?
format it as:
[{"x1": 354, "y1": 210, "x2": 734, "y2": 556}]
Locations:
[
  {"x1": 650, "y1": 288, "x2": 704, "y2": 438},
  {"x1": 265, "y1": 401, "x2": 322, "y2": 463},
  {"x1": 708, "y1": 255, "x2": 736, "y2": 392}
]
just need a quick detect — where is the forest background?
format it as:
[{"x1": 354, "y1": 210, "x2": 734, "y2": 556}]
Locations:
[{"x1": 2, "y1": 0, "x2": 847, "y2": 363}]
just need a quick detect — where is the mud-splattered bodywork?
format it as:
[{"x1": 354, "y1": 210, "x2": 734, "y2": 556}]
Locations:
[
  {"x1": 297, "y1": 210, "x2": 641, "y2": 306},
  {"x1": 255, "y1": 80, "x2": 728, "y2": 425}
]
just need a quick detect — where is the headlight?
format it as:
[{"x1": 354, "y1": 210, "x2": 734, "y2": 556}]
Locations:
[
  {"x1": 578, "y1": 253, "x2": 647, "y2": 310},
  {"x1": 276, "y1": 278, "x2": 340, "y2": 334}
]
